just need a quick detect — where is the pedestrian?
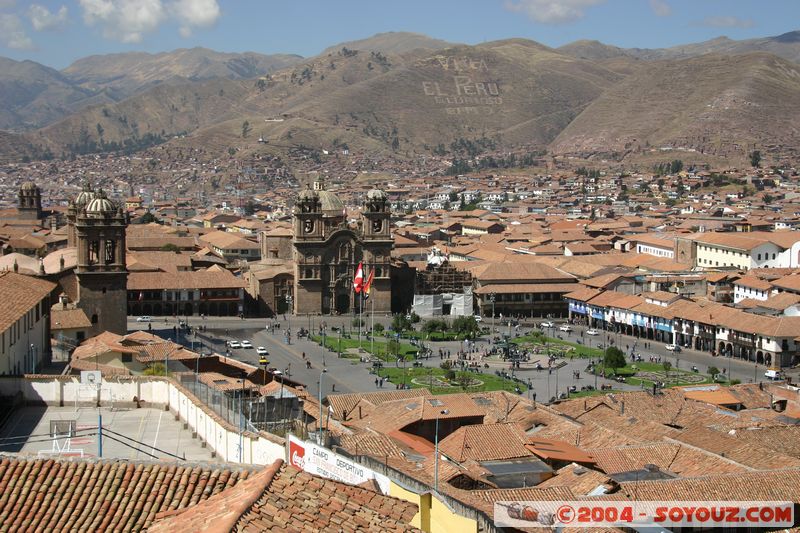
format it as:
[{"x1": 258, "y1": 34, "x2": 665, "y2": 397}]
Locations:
[
  {"x1": 375, "y1": 378, "x2": 379, "y2": 387},
  {"x1": 332, "y1": 384, "x2": 336, "y2": 392},
  {"x1": 380, "y1": 378, "x2": 384, "y2": 387}
]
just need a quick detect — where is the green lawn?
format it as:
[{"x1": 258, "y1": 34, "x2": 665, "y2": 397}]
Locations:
[
  {"x1": 594, "y1": 361, "x2": 720, "y2": 388},
  {"x1": 310, "y1": 334, "x2": 418, "y2": 362},
  {"x1": 403, "y1": 330, "x2": 472, "y2": 342},
  {"x1": 376, "y1": 366, "x2": 528, "y2": 395},
  {"x1": 512, "y1": 334, "x2": 604, "y2": 359}
]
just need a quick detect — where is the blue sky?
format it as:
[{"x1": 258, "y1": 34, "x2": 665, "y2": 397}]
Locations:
[{"x1": 1, "y1": 0, "x2": 798, "y2": 69}]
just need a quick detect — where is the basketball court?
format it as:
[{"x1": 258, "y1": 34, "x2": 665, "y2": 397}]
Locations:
[{"x1": 0, "y1": 405, "x2": 219, "y2": 462}]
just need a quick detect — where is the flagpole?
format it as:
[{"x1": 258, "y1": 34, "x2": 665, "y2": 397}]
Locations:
[{"x1": 370, "y1": 273, "x2": 375, "y2": 356}]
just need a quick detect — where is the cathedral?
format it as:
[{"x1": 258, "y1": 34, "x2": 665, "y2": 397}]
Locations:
[{"x1": 292, "y1": 180, "x2": 392, "y2": 315}]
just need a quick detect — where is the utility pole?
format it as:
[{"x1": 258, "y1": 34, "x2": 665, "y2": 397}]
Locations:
[{"x1": 434, "y1": 409, "x2": 450, "y2": 493}]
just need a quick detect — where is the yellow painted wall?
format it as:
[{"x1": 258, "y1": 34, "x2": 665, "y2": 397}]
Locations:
[{"x1": 388, "y1": 481, "x2": 478, "y2": 533}]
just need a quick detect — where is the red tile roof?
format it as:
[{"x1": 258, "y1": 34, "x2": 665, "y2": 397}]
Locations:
[
  {"x1": 0, "y1": 456, "x2": 251, "y2": 532},
  {"x1": 149, "y1": 460, "x2": 419, "y2": 532}
]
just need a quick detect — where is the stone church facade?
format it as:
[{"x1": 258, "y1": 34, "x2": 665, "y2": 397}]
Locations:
[{"x1": 292, "y1": 181, "x2": 392, "y2": 315}]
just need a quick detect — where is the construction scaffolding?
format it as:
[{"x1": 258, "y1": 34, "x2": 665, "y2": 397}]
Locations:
[{"x1": 412, "y1": 249, "x2": 474, "y2": 317}]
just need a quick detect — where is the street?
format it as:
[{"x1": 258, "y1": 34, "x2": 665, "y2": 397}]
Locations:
[{"x1": 127, "y1": 314, "x2": 781, "y2": 401}]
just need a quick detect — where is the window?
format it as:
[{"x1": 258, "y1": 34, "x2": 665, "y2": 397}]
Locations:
[
  {"x1": 772, "y1": 253, "x2": 776, "y2": 260},
  {"x1": 121, "y1": 353, "x2": 132, "y2": 363},
  {"x1": 758, "y1": 253, "x2": 762, "y2": 260},
  {"x1": 91, "y1": 314, "x2": 98, "y2": 324}
]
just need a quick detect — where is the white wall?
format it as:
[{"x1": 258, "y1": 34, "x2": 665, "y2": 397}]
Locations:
[{"x1": 0, "y1": 376, "x2": 285, "y2": 466}]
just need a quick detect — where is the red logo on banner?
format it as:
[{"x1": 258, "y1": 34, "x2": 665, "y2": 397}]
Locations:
[{"x1": 289, "y1": 440, "x2": 305, "y2": 468}]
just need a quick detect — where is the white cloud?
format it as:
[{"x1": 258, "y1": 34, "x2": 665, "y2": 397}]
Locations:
[
  {"x1": 78, "y1": 0, "x2": 219, "y2": 42},
  {"x1": 28, "y1": 4, "x2": 69, "y2": 31},
  {"x1": 170, "y1": 0, "x2": 220, "y2": 37},
  {"x1": 79, "y1": 0, "x2": 166, "y2": 43},
  {"x1": 504, "y1": 0, "x2": 604, "y2": 24},
  {"x1": 649, "y1": 0, "x2": 671, "y2": 17},
  {"x1": 0, "y1": 13, "x2": 35, "y2": 50},
  {"x1": 701, "y1": 15, "x2": 754, "y2": 29},
  {"x1": 0, "y1": 0, "x2": 16, "y2": 9}
]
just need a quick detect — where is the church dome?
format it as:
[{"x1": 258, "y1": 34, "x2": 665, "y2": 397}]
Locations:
[
  {"x1": 297, "y1": 187, "x2": 319, "y2": 203},
  {"x1": 318, "y1": 190, "x2": 344, "y2": 215},
  {"x1": 85, "y1": 191, "x2": 116, "y2": 215},
  {"x1": 74, "y1": 183, "x2": 96, "y2": 208},
  {"x1": 367, "y1": 188, "x2": 387, "y2": 201},
  {"x1": 20, "y1": 181, "x2": 38, "y2": 192}
]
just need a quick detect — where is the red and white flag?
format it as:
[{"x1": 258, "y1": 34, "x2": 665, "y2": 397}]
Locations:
[{"x1": 353, "y1": 262, "x2": 364, "y2": 293}]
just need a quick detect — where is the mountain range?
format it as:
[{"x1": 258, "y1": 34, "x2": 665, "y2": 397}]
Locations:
[{"x1": 4, "y1": 30, "x2": 800, "y2": 166}]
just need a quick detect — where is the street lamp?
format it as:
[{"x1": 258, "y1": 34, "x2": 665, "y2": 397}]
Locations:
[
  {"x1": 434, "y1": 408, "x2": 450, "y2": 493},
  {"x1": 318, "y1": 368, "x2": 327, "y2": 445},
  {"x1": 29, "y1": 344, "x2": 36, "y2": 374},
  {"x1": 489, "y1": 293, "x2": 496, "y2": 335},
  {"x1": 322, "y1": 325, "x2": 327, "y2": 368}
]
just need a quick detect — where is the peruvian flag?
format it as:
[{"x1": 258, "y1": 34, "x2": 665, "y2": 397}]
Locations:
[
  {"x1": 353, "y1": 262, "x2": 364, "y2": 293},
  {"x1": 363, "y1": 269, "x2": 375, "y2": 300}
]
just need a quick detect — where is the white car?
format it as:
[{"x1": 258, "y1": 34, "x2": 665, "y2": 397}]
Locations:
[
  {"x1": 256, "y1": 346, "x2": 268, "y2": 356},
  {"x1": 540, "y1": 321, "x2": 554, "y2": 328},
  {"x1": 473, "y1": 315, "x2": 482, "y2": 322},
  {"x1": 665, "y1": 344, "x2": 681, "y2": 352},
  {"x1": 586, "y1": 329, "x2": 600, "y2": 336},
  {"x1": 227, "y1": 341, "x2": 241, "y2": 349},
  {"x1": 240, "y1": 340, "x2": 253, "y2": 349},
  {"x1": 136, "y1": 316, "x2": 152, "y2": 322},
  {"x1": 558, "y1": 324, "x2": 572, "y2": 332}
]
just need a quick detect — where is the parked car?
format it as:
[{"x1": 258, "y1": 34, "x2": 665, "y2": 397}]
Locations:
[
  {"x1": 765, "y1": 369, "x2": 783, "y2": 380},
  {"x1": 665, "y1": 344, "x2": 681, "y2": 352},
  {"x1": 240, "y1": 340, "x2": 253, "y2": 349},
  {"x1": 227, "y1": 341, "x2": 241, "y2": 349},
  {"x1": 540, "y1": 321, "x2": 554, "y2": 328},
  {"x1": 136, "y1": 316, "x2": 152, "y2": 322},
  {"x1": 473, "y1": 315, "x2": 482, "y2": 322},
  {"x1": 256, "y1": 346, "x2": 268, "y2": 356},
  {"x1": 586, "y1": 329, "x2": 600, "y2": 336},
  {"x1": 558, "y1": 324, "x2": 572, "y2": 332}
]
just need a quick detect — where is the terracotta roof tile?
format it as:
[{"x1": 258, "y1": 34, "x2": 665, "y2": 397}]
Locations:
[{"x1": 0, "y1": 455, "x2": 251, "y2": 532}]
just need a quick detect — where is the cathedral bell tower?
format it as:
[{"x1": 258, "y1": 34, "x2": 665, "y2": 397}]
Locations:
[
  {"x1": 18, "y1": 181, "x2": 42, "y2": 221},
  {"x1": 75, "y1": 190, "x2": 128, "y2": 336}
]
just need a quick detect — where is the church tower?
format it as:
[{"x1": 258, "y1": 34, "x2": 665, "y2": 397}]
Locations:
[
  {"x1": 75, "y1": 190, "x2": 128, "y2": 336},
  {"x1": 17, "y1": 182, "x2": 42, "y2": 221},
  {"x1": 360, "y1": 189, "x2": 392, "y2": 313}
]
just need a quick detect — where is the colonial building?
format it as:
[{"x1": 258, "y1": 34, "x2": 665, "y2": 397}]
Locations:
[
  {"x1": 292, "y1": 181, "x2": 392, "y2": 315},
  {"x1": 0, "y1": 271, "x2": 54, "y2": 374}
]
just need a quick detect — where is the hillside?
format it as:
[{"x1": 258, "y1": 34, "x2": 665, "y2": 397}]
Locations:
[
  {"x1": 33, "y1": 38, "x2": 623, "y2": 159},
  {"x1": 0, "y1": 57, "x2": 107, "y2": 131},
  {"x1": 321, "y1": 31, "x2": 457, "y2": 55},
  {"x1": 550, "y1": 52, "x2": 800, "y2": 162},
  {"x1": 560, "y1": 30, "x2": 800, "y2": 64},
  {"x1": 62, "y1": 47, "x2": 303, "y2": 98}
]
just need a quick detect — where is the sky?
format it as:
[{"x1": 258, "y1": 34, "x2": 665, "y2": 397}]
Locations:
[{"x1": 1, "y1": 0, "x2": 798, "y2": 69}]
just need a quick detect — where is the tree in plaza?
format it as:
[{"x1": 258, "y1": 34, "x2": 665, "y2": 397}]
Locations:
[
  {"x1": 373, "y1": 323, "x2": 384, "y2": 333},
  {"x1": 451, "y1": 315, "x2": 481, "y2": 339},
  {"x1": 603, "y1": 346, "x2": 626, "y2": 374},
  {"x1": 392, "y1": 313, "x2": 412, "y2": 333},
  {"x1": 707, "y1": 366, "x2": 720, "y2": 380}
]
